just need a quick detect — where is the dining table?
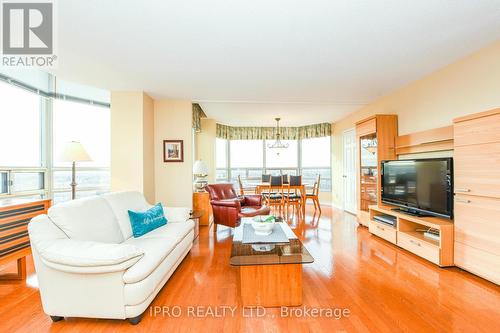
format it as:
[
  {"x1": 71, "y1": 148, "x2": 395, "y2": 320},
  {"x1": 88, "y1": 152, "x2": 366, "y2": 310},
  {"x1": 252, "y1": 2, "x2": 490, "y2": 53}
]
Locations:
[{"x1": 247, "y1": 182, "x2": 310, "y2": 216}]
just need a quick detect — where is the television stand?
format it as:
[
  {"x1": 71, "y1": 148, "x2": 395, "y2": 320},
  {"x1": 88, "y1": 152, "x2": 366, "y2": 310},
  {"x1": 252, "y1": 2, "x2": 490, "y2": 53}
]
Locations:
[
  {"x1": 368, "y1": 204, "x2": 454, "y2": 267},
  {"x1": 391, "y1": 208, "x2": 432, "y2": 217}
]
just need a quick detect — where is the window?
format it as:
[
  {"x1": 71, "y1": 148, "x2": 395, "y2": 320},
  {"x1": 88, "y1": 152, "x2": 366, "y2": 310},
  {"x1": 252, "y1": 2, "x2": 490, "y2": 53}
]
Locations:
[
  {"x1": 301, "y1": 137, "x2": 331, "y2": 192},
  {"x1": 53, "y1": 100, "x2": 110, "y2": 167},
  {"x1": 216, "y1": 138, "x2": 227, "y2": 169},
  {"x1": 0, "y1": 74, "x2": 111, "y2": 202},
  {"x1": 301, "y1": 137, "x2": 331, "y2": 167},
  {"x1": 215, "y1": 136, "x2": 332, "y2": 191},
  {"x1": 265, "y1": 140, "x2": 298, "y2": 168},
  {"x1": 0, "y1": 81, "x2": 42, "y2": 167},
  {"x1": 230, "y1": 140, "x2": 263, "y2": 168}
]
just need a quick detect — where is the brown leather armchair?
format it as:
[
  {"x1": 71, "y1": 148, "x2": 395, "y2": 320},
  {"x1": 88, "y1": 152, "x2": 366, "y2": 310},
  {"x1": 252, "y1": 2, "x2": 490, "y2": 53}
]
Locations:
[{"x1": 205, "y1": 183, "x2": 271, "y2": 228}]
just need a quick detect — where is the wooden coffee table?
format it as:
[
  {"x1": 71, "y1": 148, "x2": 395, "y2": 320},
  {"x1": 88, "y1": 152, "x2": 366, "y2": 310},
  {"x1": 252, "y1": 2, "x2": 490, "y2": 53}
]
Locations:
[{"x1": 230, "y1": 218, "x2": 314, "y2": 307}]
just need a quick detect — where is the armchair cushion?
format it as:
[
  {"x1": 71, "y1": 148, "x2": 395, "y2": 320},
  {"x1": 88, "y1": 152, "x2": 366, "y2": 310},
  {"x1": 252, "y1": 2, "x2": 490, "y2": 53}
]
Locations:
[
  {"x1": 36, "y1": 238, "x2": 144, "y2": 272},
  {"x1": 210, "y1": 199, "x2": 241, "y2": 208},
  {"x1": 243, "y1": 195, "x2": 262, "y2": 206}
]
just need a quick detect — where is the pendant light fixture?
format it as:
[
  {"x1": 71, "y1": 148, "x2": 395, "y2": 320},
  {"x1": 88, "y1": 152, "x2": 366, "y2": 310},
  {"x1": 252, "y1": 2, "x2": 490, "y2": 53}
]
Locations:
[{"x1": 267, "y1": 118, "x2": 289, "y2": 155}]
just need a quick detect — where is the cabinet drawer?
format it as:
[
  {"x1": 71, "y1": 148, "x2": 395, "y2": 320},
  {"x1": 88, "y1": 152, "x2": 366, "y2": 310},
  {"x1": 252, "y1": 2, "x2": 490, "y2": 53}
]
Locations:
[
  {"x1": 454, "y1": 195, "x2": 500, "y2": 255},
  {"x1": 454, "y1": 143, "x2": 500, "y2": 198},
  {"x1": 397, "y1": 232, "x2": 440, "y2": 265},
  {"x1": 454, "y1": 242, "x2": 500, "y2": 285},
  {"x1": 454, "y1": 112, "x2": 500, "y2": 146},
  {"x1": 369, "y1": 220, "x2": 396, "y2": 244}
]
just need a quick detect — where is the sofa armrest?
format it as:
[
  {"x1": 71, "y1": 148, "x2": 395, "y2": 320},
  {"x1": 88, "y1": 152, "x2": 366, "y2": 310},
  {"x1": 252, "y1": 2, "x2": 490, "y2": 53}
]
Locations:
[
  {"x1": 243, "y1": 194, "x2": 263, "y2": 206},
  {"x1": 210, "y1": 199, "x2": 241, "y2": 209},
  {"x1": 162, "y1": 206, "x2": 191, "y2": 222},
  {"x1": 36, "y1": 239, "x2": 144, "y2": 274}
]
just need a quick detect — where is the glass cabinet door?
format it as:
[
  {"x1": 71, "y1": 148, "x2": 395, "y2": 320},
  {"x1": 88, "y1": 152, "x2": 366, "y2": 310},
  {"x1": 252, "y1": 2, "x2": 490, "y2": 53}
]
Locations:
[{"x1": 359, "y1": 134, "x2": 378, "y2": 213}]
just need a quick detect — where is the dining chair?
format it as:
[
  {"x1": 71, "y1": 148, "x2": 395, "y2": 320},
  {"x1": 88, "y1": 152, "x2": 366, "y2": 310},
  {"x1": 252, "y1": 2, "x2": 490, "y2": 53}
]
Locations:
[
  {"x1": 261, "y1": 174, "x2": 271, "y2": 182},
  {"x1": 237, "y1": 175, "x2": 247, "y2": 196},
  {"x1": 263, "y1": 175, "x2": 285, "y2": 215},
  {"x1": 306, "y1": 174, "x2": 321, "y2": 213},
  {"x1": 282, "y1": 174, "x2": 289, "y2": 184},
  {"x1": 285, "y1": 175, "x2": 303, "y2": 218}
]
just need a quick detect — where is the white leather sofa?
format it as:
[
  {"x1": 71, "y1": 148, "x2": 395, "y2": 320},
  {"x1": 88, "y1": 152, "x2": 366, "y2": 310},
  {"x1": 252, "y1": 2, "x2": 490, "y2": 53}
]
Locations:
[{"x1": 28, "y1": 191, "x2": 195, "y2": 324}]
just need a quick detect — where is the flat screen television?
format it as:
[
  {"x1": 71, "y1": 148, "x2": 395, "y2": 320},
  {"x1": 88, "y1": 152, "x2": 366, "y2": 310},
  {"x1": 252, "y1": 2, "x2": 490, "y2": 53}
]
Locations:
[{"x1": 381, "y1": 158, "x2": 453, "y2": 219}]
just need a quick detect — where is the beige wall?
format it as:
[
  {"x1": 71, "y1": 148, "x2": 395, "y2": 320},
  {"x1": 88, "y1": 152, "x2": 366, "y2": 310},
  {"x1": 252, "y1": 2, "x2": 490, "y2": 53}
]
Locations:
[
  {"x1": 195, "y1": 118, "x2": 217, "y2": 183},
  {"x1": 154, "y1": 100, "x2": 193, "y2": 207},
  {"x1": 332, "y1": 41, "x2": 500, "y2": 208},
  {"x1": 111, "y1": 92, "x2": 155, "y2": 202},
  {"x1": 142, "y1": 94, "x2": 155, "y2": 202}
]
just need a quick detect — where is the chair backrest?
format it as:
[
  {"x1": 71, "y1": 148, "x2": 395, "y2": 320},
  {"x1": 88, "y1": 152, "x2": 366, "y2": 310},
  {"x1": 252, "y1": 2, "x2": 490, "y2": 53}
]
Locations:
[
  {"x1": 262, "y1": 174, "x2": 271, "y2": 182},
  {"x1": 289, "y1": 175, "x2": 302, "y2": 186},
  {"x1": 270, "y1": 175, "x2": 283, "y2": 186},
  {"x1": 206, "y1": 183, "x2": 238, "y2": 201},
  {"x1": 237, "y1": 175, "x2": 244, "y2": 196},
  {"x1": 282, "y1": 174, "x2": 289, "y2": 184},
  {"x1": 313, "y1": 175, "x2": 321, "y2": 195}
]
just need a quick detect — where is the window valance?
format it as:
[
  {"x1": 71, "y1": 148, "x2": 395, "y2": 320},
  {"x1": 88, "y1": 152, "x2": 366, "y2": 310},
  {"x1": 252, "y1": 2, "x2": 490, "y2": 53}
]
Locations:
[
  {"x1": 192, "y1": 103, "x2": 207, "y2": 132},
  {"x1": 216, "y1": 122, "x2": 331, "y2": 140}
]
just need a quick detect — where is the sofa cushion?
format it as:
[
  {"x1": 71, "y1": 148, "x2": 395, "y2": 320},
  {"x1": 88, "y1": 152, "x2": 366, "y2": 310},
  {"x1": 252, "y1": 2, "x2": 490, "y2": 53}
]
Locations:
[
  {"x1": 124, "y1": 230, "x2": 194, "y2": 306},
  {"x1": 122, "y1": 221, "x2": 195, "y2": 284},
  {"x1": 103, "y1": 191, "x2": 151, "y2": 239},
  {"x1": 139, "y1": 220, "x2": 195, "y2": 243},
  {"x1": 128, "y1": 203, "x2": 167, "y2": 238},
  {"x1": 48, "y1": 196, "x2": 124, "y2": 244},
  {"x1": 122, "y1": 237, "x2": 177, "y2": 284},
  {"x1": 162, "y1": 206, "x2": 190, "y2": 223}
]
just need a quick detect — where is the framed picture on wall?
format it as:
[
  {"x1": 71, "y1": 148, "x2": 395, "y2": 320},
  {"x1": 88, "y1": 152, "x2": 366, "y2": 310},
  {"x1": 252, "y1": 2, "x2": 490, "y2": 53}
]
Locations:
[{"x1": 163, "y1": 140, "x2": 184, "y2": 162}]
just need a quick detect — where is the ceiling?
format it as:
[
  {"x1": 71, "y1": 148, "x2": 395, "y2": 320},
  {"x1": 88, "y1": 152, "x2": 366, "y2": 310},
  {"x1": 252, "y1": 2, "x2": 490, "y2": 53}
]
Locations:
[{"x1": 53, "y1": 0, "x2": 500, "y2": 126}]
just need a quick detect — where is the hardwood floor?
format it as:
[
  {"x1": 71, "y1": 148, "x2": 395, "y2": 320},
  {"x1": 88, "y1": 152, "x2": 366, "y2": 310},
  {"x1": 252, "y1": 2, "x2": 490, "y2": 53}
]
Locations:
[{"x1": 0, "y1": 205, "x2": 499, "y2": 332}]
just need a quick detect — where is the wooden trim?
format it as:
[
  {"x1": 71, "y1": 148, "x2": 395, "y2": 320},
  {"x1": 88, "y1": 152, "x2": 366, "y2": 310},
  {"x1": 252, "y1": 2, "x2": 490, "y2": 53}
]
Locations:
[
  {"x1": 395, "y1": 126, "x2": 453, "y2": 155},
  {"x1": 453, "y1": 108, "x2": 500, "y2": 123}
]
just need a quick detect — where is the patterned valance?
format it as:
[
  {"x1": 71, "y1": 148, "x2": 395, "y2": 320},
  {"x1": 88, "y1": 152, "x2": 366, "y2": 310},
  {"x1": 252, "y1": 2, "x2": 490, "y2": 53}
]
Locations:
[
  {"x1": 192, "y1": 103, "x2": 207, "y2": 132},
  {"x1": 216, "y1": 122, "x2": 331, "y2": 140}
]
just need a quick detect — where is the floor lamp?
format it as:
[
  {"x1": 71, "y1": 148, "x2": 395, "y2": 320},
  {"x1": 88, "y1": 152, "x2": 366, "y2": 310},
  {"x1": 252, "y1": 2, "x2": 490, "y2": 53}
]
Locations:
[{"x1": 60, "y1": 141, "x2": 92, "y2": 200}]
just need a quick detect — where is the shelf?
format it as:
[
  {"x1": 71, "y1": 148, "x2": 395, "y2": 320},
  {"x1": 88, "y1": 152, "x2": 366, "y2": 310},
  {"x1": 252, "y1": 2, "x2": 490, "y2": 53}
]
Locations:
[
  {"x1": 400, "y1": 231, "x2": 439, "y2": 247},
  {"x1": 368, "y1": 204, "x2": 454, "y2": 267}
]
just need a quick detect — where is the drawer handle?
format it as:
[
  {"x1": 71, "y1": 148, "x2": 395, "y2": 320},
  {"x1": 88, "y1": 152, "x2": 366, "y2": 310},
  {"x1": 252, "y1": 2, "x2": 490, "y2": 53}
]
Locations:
[
  {"x1": 455, "y1": 188, "x2": 471, "y2": 193},
  {"x1": 410, "y1": 239, "x2": 421, "y2": 247},
  {"x1": 455, "y1": 198, "x2": 471, "y2": 203},
  {"x1": 376, "y1": 225, "x2": 384, "y2": 231}
]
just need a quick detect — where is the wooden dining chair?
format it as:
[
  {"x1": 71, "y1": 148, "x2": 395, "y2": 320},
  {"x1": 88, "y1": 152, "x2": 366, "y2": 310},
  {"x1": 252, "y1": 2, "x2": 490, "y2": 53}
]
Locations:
[
  {"x1": 263, "y1": 175, "x2": 285, "y2": 215},
  {"x1": 285, "y1": 175, "x2": 303, "y2": 218},
  {"x1": 306, "y1": 175, "x2": 321, "y2": 213}
]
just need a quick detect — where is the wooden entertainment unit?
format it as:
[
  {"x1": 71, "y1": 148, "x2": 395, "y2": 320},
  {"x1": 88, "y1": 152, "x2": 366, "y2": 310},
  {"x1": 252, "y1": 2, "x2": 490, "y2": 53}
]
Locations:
[{"x1": 369, "y1": 205, "x2": 454, "y2": 267}]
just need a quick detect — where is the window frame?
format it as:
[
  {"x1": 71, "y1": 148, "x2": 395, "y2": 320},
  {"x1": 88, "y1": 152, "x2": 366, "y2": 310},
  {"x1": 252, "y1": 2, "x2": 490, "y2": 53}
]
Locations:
[
  {"x1": 0, "y1": 76, "x2": 111, "y2": 202},
  {"x1": 216, "y1": 138, "x2": 332, "y2": 192}
]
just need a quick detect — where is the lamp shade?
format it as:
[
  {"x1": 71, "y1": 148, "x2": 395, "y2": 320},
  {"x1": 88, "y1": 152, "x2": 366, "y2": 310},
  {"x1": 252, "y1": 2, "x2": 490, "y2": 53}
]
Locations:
[
  {"x1": 60, "y1": 141, "x2": 92, "y2": 162},
  {"x1": 193, "y1": 160, "x2": 209, "y2": 175}
]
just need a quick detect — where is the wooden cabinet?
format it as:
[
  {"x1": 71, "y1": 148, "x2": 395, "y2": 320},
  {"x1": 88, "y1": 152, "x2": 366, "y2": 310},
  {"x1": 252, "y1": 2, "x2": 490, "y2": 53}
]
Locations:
[
  {"x1": 192, "y1": 192, "x2": 213, "y2": 226},
  {"x1": 369, "y1": 205, "x2": 454, "y2": 267},
  {"x1": 356, "y1": 115, "x2": 398, "y2": 226},
  {"x1": 453, "y1": 108, "x2": 500, "y2": 284},
  {"x1": 0, "y1": 198, "x2": 51, "y2": 281}
]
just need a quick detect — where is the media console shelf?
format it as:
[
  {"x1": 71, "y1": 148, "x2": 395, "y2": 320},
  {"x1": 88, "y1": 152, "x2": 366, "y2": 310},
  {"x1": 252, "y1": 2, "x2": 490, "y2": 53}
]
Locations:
[{"x1": 368, "y1": 205, "x2": 454, "y2": 267}]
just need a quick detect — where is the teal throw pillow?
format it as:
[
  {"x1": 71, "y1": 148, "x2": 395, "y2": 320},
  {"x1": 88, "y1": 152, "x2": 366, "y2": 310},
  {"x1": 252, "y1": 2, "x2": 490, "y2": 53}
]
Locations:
[{"x1": 128, "y1": 203, "x2": 167, "y2": 238}]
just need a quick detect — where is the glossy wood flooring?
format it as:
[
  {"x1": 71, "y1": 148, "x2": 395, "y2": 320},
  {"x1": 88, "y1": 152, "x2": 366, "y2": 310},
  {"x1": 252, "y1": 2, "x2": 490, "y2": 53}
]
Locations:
[{"x1": 0, "y1": 205, "x2": 499, "y2": 333}]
